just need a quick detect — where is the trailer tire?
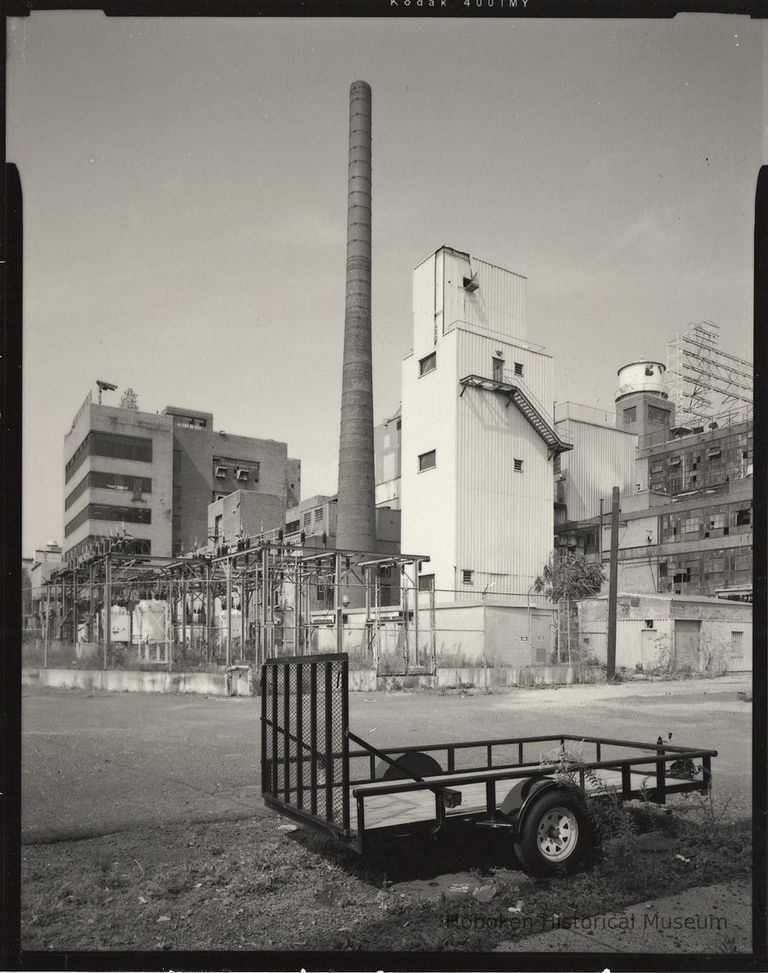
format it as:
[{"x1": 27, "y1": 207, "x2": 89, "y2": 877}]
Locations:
[{"x1": 514, "y1": 787, "x2": 596, "y2": 877}]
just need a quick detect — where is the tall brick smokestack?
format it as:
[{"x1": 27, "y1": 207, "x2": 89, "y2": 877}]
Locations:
[{"x1": 336, "y1": 80, "x2": 376, "y2": 554}]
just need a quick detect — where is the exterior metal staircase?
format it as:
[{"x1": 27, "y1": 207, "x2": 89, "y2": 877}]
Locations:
[{"x1": 459, "y1": 373, "x2": 573, "y2": 456}]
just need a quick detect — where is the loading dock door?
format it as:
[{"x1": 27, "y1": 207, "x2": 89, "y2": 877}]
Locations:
[{"x1": 674, "y1": 619, "x2": 701, "y2": 670}]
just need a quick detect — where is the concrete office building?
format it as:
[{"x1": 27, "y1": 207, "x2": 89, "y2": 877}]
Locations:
[
  {"x1": 400, "y1": 246, "x2": 571, "y2": 604},
  {"x1": 165, "y1": 405, "x2": 300, "y2": 555},
  {"x1": 63, "y1": 388, "x2": 300, "y2": 562},
  {"x1": 64, "y1": 392, "x2": 175, "y2": 562}
]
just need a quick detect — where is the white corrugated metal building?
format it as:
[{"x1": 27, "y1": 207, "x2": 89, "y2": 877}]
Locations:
[
  {"x1": 401, "y1": 246, "x2": 568, "y2": 622},
  {"x1": 554, "y1": 402, "x2": 638, "y2": 523}
]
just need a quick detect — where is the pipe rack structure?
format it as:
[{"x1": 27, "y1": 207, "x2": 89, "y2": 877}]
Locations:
[{"x1": 35, "y1": 532, "x2": 433, "y2": 674}]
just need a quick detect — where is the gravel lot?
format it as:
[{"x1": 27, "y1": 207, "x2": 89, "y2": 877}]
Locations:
[{"x1": 22, "y1": 676, "x2": 752, "y2": 843}]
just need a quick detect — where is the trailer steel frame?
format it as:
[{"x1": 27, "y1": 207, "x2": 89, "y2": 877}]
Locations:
[{"x1": 261, "y1": 653, "x2": 717, "y2": 857}]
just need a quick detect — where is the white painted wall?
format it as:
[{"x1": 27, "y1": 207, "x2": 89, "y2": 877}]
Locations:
[{"x1": 402, "y1": 247, "x2": 554, "y2": 604}]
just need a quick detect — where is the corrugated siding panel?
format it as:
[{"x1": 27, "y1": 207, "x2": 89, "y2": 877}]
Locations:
[
  {"x1": 556, "y1": 419, "x2": 637, "y2": 521},
  {"x1": 400, "y1": 332, "x2": 458, "y2": 597},
  {"x1": 413, "y1": 254, "x2": 438, "y2": 361},
  {"x1": 458, "y1": 332, "x2": 554, "y2": 424},
  {"x1": 442, "y1": 250, "x2": 526, "y2": 342},
  {"x1": 455, "y1": 331, "x2": 553, "y2": 599}
]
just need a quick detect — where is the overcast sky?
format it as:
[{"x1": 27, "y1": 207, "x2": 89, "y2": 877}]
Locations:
[{"x1": 9, "y1": 12, "x2": 763, "y2": 557}]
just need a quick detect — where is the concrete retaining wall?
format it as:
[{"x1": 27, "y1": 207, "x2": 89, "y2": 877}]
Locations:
[
  {"x1": 22, "y1": 667, "x2": 254, "y2": 697},
  {"x1": 349, "y1": 664, "x2": 601, "y2": 692},
  {"x1": 23, "y1": 662, "x2": 601, "y2": 697}
]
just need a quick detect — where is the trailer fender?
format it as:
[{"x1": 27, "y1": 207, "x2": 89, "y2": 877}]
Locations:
[{"x1": 505, "y1": 777, "x2": 561, "y2": 838}]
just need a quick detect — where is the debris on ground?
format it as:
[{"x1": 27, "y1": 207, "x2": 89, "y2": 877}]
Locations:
[{"x1": 472, "y1": 884, "x2": 497, "y2": 903}]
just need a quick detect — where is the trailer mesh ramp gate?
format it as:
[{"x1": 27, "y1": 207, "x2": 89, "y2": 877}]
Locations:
[{"x1": 261, "y1": 653, "x2": 350, "y2": 836}]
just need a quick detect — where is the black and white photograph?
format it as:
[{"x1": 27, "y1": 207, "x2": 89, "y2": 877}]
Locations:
[{"x1": 5, "y1": 3, "x2": 763, "y2": 967}]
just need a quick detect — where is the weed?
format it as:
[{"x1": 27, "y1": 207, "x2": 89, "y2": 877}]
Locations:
[
  {"x1": 716, "y1": 934, "x2": 741, "y2": 953},
  {"x1": 690, "y1": 790, "x2": 733, "y2": 824}
]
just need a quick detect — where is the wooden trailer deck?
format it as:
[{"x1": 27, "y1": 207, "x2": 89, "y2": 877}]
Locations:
[{"x1": 349, "y1": 767, "x2": 628, "y2": 833}]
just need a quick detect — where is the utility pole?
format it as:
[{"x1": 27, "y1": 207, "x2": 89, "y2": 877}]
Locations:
[
  {"x1": 104, "y1": 553, "x2": 112, "y2": 671},
  {"x1": 226, "y1": 558, "x2": 232, "y2": 669},
  {"x1": 607, "y1": 486, "x2": 620, "y2": 680},
  {"x1": 598, "y1": 497, "x2": 604, "y2": 561}
]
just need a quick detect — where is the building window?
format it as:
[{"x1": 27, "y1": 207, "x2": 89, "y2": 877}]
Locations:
[
  {"x1": 514, "y1": 458, "x2": 524, "y2": 473},
  {"x1": 215, "y1": 466, "x2": 228, "y2": 478},
  {"x1": 683, "y1": 518, "x2": 700, "y2": 534},
  {"x1": 65, "y1": 430, "x2": 153, "y2": 483},
  {"x1": 418, "y1": 574, "x2": 435, "y2": 592},
  {"x1": 623, "y1": 406, "x2": 637, "y2": 426},
  {"x1": 730, "y1": 631, "x2": 744, "y2": 663},
  {"x1": 286, "y1": 520, "x2": 300, "y2": 534},
  {"x1": 514, "y1": 362, "x2": 524, "y2": 377},
  {"x1": 644, "y1": 619, "x2": 654, "y2": 629},
  {"x1": 650, "y1": 461, "x2": 663, "y2": 474},
  {"x1": 462, "y1": 569, "x2": 473, "y2": 584},
  {"x1": 733, "y1": 553, "x2": 751, "y2": 572},
  {"x1": 418, "y1": 450, "x2": 436, "y2": 472},
  {"x1": 236, "y1": 468, "x2": 250, "y2": 482},
  {"x1": 658, "y1": 562, "x2": 667, "y2": 578},
  {"x1": 314, "y1": 508, "x2": 324, "y2": 523},
  {"x1": 647, "y1": 405, "x2": 670, "y2": 424},
  {"x1": 213, "y1": 514, "x2": 222, "y2": 541},
  {"x1": 709, "y1": 513, "x2": 725, "y2": 531},
  {"x1": 174, "y1": 416, "x2": 207, "y2": 430},
  {"x1": 303, "y1": 512, "x2": 312, "y2": 528},
  {"x1": 736, "y1": 508, "x2": 751, "y2": 526},
  {"x1": 419, "y1": 352, "x2": 437, "y2": 376},
  {"x1": 492, "y1": 357, "x2": 504, "y2": 382},
  {"x1": 65, "y1": 503, "x2": 152, "y2": 538},
  {"x1": 93, "y1": 431, "x2": 152, "y2": 463}
]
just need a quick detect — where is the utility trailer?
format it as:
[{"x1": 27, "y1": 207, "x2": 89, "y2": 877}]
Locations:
[{"x1": 261, "y1": 653, "x2": 717, "y2": 875}]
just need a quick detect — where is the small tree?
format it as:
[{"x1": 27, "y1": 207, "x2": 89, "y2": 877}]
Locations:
[
  {"x1": 534, "y1": 552, "x2": 605, "y2": 663},
  {"x1": 120, "y1": 387, "x2": 139, "y2": 411}
]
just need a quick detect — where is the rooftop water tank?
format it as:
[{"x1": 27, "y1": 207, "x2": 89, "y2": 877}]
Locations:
[{"x1": 615, "y1": 361, "x2": 668, "y2": 402}]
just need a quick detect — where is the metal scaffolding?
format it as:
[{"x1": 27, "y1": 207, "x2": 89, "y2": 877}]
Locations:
[{"x1": 666, "y1": 321, "x2": 753, "y2": 427}]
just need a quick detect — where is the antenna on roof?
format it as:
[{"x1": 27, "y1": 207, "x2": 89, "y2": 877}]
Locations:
[{"x1": 96, "y1": 379, "x2": 118, "y2": 404}]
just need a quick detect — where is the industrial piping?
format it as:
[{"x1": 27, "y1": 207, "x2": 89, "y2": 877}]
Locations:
[{"x1": 336, "y1": 80, "x2": 377, "y2": 556}]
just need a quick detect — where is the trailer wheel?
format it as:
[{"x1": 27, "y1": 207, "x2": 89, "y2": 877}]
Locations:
[{"x1": 514, "y1": 787, "x2": 595, "y2": 876}]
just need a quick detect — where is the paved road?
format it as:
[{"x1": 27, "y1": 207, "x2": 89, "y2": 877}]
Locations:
[{"x1": 22, "y1": 676, "x2": 752, "y2": 843}]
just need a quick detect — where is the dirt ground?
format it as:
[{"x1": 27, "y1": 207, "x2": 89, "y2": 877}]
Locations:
[{"x1": 19, "y1": 677, "x2": 753, "y2": 953}]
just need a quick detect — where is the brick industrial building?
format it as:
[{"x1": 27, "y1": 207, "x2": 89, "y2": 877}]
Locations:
[{"x1": 553, "y1": 361, "x2": 752, "y2": 601}]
